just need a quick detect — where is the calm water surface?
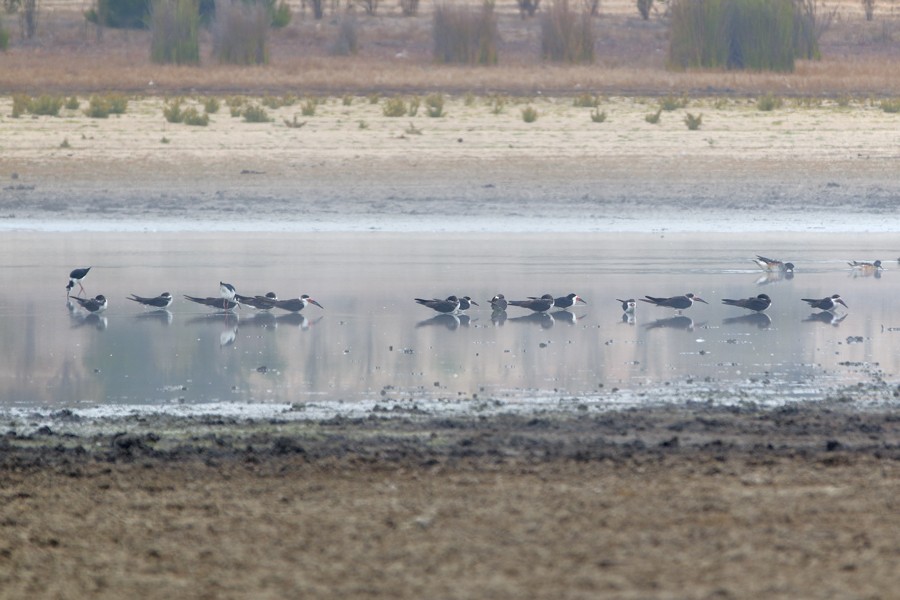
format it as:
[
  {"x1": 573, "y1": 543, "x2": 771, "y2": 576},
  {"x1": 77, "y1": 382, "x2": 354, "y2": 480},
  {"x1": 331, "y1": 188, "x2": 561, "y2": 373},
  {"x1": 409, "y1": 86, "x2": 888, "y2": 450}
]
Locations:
[{"x1": 0, "y1": 232, "x2": 897, "y2": 410}]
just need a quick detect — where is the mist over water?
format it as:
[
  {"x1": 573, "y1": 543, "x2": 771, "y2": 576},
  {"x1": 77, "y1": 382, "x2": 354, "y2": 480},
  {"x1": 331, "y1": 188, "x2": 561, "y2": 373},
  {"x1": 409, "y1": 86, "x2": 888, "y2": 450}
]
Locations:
[{"x1": 0, "y1": 232, "x2": 896, "y2": 410}]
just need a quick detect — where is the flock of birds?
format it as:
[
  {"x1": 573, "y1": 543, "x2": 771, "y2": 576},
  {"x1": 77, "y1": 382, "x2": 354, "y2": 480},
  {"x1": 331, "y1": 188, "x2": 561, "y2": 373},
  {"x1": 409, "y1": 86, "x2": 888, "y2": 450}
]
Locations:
[{"x1": 65, "y1": 254, "x2": 883, "y2": 324}]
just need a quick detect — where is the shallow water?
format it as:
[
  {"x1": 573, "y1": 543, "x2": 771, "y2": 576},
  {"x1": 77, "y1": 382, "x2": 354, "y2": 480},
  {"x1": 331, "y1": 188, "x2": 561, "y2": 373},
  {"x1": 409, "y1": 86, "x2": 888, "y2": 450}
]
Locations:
[{"x1": 0, "y1": 232, "x2": 897, "y2": 413}]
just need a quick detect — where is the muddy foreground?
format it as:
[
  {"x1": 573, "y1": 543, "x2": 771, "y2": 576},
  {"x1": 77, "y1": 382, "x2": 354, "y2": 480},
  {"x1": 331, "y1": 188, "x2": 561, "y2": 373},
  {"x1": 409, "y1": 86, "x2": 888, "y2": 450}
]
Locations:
[{"x1": 2, "y1": 403, "x2": 899, "y2": 598}]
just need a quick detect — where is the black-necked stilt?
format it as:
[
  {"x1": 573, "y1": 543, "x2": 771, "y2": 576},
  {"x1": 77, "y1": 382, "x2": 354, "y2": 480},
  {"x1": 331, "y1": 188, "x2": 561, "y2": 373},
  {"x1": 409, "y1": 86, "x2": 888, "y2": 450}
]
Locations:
[
  {"x1": 184, "y1": 295, "x2": 239, "y2": 311},
  {"x1": 67, "y1": 267, "x2": 91, "y2": 295},
  {"x1": 236, "y1": 292, "x2": 278, "y2": 310},
  {"x1": 274, "y1": 294, "x2": 324, "y2": 313},
  {"x1": 754, "y1": 255, "x2": 794, "y2": 272},
  {"x1": 70, "y1": 294, "x2": 107, "y2": 313},
  {"x1": 489, "y1": 294, "x2": 508, "y2": 311},
  {"x1": 640, "y1": 293, "x2": 708, "y2": 311},
  {"x1": 801, "y1": 294, "x2": 847, "y2": 311},
  {"x1": 127, "y1": 292, "x2": 173, "y2": 309},
  {"x1": 220, "y1": 282, "x2": 237, "y2": 301},
  {"x1": 415, "y1": 296, "x2": 460, "y2": 314},
  {"x1": 721, "y1": 293, "x2": 771, "y2": 313},
  {"x1": 508, "y1": 294, "x2": 555, "y2": 312},
  {"x1": 616, "y1": 298, "x2": 636, "y2": 314}
]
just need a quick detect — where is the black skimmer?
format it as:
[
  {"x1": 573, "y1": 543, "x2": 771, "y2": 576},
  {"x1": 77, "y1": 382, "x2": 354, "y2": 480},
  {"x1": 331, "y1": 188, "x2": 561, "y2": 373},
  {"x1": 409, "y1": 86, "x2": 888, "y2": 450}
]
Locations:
[
  {"x1": 616, "y1": 298, "x2": 636, "y2": 314},
  {"x1": 273, "y1": 294, "x2": 324, "y2": 313},
  {"x1": 549, "y1": 293, "x2": 586, "y2": 309},
  {"x1": 753, "y1": 255, "x2": 794, "y2": 272},
  {"x1": 508, "y1": 294, "x2": 555, "y2": 312},
  {"x1": 489, "y1": 294, "x2": 508, "y2": 311},
  {"x1": 457, "y1": 296, "x2": 479, "y2": 311},
  {"x1": 220, "y1": 282, "x2": 237, "y2": 301},
  {"x1": 415, "y1": 295, "x2": 460, "y2": 314},
  {"x1": 127, "y1": 292, "x2": 173, "y2": 309},
  {"x1": 70, "y1": 294, "x2": 107, "y2": 313},
  {"x1": 184, "y1": 295, "x2": 239, "y2": 311},
  {"x1": 848, "y1": 260, "x2": 883, "y2": 272},
  {"x1": 639, "y1": 293, "x2": 708, "y2": 311},
  {"x1": 235, "y1": 292, "x2": 278, "y2": 310},
  {"x1": 801, "y1": 294, "x2": 847, "y2": 311},
  {"x1": 66, "y1": 267, "x2": 91, "y2": 295},
  {"x1": 721, "y1": 293, "x2": 771, "y2": 313}
]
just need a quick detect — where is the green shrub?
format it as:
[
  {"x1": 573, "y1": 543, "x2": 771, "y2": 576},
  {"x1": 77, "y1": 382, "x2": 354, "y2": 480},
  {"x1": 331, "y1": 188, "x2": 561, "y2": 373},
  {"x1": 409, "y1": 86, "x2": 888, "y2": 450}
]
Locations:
[
  {"x1": 301, "y1": 98, "x2": 317, "y2": 116},
  {"x1": 262, "y1": 95, "x2": 282, "y2": 109},
  {"x1": 30, "y1": 95, "x2": 65, "y2": 116},
  {"x1": 163, "y1": 98, "x2": 185, "y2": 122},
  {"x1": 660, "y1": 95, "x2": 687, "y2": 111},
  {"x1": 212, "y1": 0, "x2": 269, "y2": 65},
  {"x1": 573, "y1": 93, "x2": 599, "y2": 108},
  {"x1": 242, "y1": 104, "x2": 271, "y2": 122},
  {"x1": 464, "y1": 92, "x2": 475, "y2": 106},
  {"x1": 684, "y1": 112, "x2": 703, "y2": 130},
  {"x1": 433, "y1": 1, "x2": 498, "y2": 65},
  {"x1": 756, "y1": 93, "x2": 782, "y2": 111},
  {"x1": 880, "y1": 99, "x2": 900, "y2": 113},
  {"x1": 270, "y1": 0, "x2": 290, "y2": 27},
  {"x1": 203, "y1": 97, "x2": 220, "y2": 113},
  {"x1": 150, "y1": 0, "x2": 200, "y2": 65},
  {"x1": 382, "y1": 97, "x2": 407, "y2": 117},
  {"x1": 11, "y1": 94, "x2": 29, "y2": 117},
  {"x1": 668, "y1": 0, "x2": 817, "y2": 72},
  {"x1": 342, "y1": 95, "x2": 353, "y2": 106},
  {"x1": 182, "y1": 106, "x2": 209, "y2": 125},
  {"x1": 541, "y1": 0, "x2": 594, "y2": 64},
  {"x1": 521, "y1": 106, "x2": 538, "y2": 123},
  {"x1": 65, "y1": 96, "x2": 81, "y2": 110},
  {"x1": 645, "y1": 108, "x2": 662, "y2": 124},
  {"x1": 367, "y1": 93, "x2": 380, "y2": 104},
  {"x1": 85, "y1": 95, "x2": 111, "y2": 118},
  {"x1": 590, "y1": 108, "x2": 606, "y2": 123},
  {"x1": 425, "y1": 93, "x2": 445, "y2": 118},
  {"x1": 106, "y1": 93, "x2": 128, "y2": 114}
]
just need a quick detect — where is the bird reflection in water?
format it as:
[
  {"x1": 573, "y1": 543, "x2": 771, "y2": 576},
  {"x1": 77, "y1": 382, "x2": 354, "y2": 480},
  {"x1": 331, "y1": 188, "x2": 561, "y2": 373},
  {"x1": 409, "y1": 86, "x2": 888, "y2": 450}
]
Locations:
[
  {"x1": 134, "y1": 309, "x2": 173, "y2": 326},
  {"x1": 491, "y1": 309, "x2": 507, "y2": 327},
  {"x1": 621, "y1": 313, "x2": 635, "y2": 326},
  {"x1": 550, "y1": 310, "x2": 586, "y2": 325},
  {"x1": 722, "y1": 313, "x2": 772, "y2": 329},
  {"x1": 644, "y1": 316, "x2": 698, "y2": 331},
  {"x1": 804, "y1": 311, "x2": 848, "y2": 327},
  {"x1": 508, "y1": 311, "x2": 555, "y2": 329},
  {"x1": 416, "y1": 313, "x2": 466, "y2": 330},
  {"x1": 755, "y1": 271, "x2": 794, "y2": 286},
  {"x1": 278, "y1": 313, "x2": 323, "y2": 329},
  {"x1": 220, "y1": 325, "x2": 239, "y2": 347},
  {"x1": 71, "y1": 312, "x2": 107, "y2": 331}
]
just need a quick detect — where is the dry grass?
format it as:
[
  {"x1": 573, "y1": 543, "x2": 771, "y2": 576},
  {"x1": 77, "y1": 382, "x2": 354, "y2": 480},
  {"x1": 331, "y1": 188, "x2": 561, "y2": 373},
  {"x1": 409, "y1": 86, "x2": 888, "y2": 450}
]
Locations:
[{"x1": 1, "y1": 5, "x2": 900, "y2": 96}]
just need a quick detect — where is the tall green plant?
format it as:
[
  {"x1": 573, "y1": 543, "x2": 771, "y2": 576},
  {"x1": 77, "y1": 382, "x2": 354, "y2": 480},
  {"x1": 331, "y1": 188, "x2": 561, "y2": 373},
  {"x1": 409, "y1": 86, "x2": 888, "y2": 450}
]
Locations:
[{"x1": 150, "y1": 0, "x2": 200, "y2": 64}]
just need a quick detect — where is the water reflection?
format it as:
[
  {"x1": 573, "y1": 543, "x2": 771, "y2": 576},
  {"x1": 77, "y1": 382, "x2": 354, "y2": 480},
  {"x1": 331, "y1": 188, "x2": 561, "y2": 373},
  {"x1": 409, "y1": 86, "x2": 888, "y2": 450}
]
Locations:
[{"x1": 0, "y1": 232, "x2": 897, "y2": 408}]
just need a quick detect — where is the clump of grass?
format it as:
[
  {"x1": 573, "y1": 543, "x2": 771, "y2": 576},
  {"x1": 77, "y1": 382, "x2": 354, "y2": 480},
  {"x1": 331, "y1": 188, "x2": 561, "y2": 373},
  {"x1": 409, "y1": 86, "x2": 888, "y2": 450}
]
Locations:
[
  {"x1": 203, "y1": 97, "x2": 220, "y2": 113},
  {"x1": 60, "y1": 138, "x2": 71, "y2": 149},
  {"x1": 11, "y1": 94, "x2": 30, "y2": 118},
  {"x1": 84, "y1": 96, "x2": 111, "y2": 118},
  {"x1": 161, "y1": 136, "x2": 170, "y2": 143},
  {"x1": 226, "y1": 96, "x2": 246, "y2": 117},
  {"x1": 182, "y1": 107, "x2": 209, "y2": 126},
  {"x1": 150, "y1": 0, "x2": 200, "y2": 65},
  {"x1": 212, "y1": 0, "x2": 269, "y2": 65},
  {"x1": 270, "y1": 0, "x2": 291, "y2": 27},
  {"x1": 301, "y1": 98, "x2": 317, "y2": 116},
  {"x1": 521, "y1": 106, "x2": 538, "y2": 123},
  {"x1": 358, "y1": 120, "x2": 369, "y2": 129},
  {"x1": 65, "y1": 96, "x2": 80, "y2": 110},
  {"x1": 104, "y1": 93, "x2": 128, "y2": 114},
  {"x1": 879, "y1": 98, "x2": 900, "y2": 113},
  {"x1": 757, "y1": 93, "x2": 783, "y2": 111},
  {"x1": 541, "y1": 0, "x2": 594, "y2": 64},
  {"x1": 645, "y1": 108, "x2": 662, "y2": 124},
  {"x1": 382, "y1": 97, "x2": 407, "y2": 117},
  {"x1": 163, "y1": 98, "x2": 185, "y2": 122},
  {"x1": 29, "y1": 95, "x2": 65, "y2": 116},
  {"x1": 590, "y1": 108, "x2": 607, "y2": 123},
  {"x1": 425, "y1": 93, "x2": 445, "y2": 118},
  {"x1": 684, "y1": 112, "x2": 703, "y2": 130},
  {"x1": 660, "y1": 95, "x2": 687, "y2": 111},
  {"x1": 242, "y1": 104, "x2": 271, "y2": 122},
  {"x1": 342, "y1": 95, "x2": 354, "y2": 106},
  {"x1": 408, "y1": 96, "x2": 420, "y2": 117},
  {"x1": 464, "y1": 92, "x2": 475, "y2": 106},
  {"x1": 573, "y1": 93, "x2": 599, "y2": 108},
  {"x1": 433, "y1": 1, "x2": 498, "y2": 65},
  {"x1": 835, "y1": 96, "x2": 851, "y2": 108},
  {"x1": 283, "y1": 115, "x2": 306, "y2": 128},
  {"x1": 261, "y1": 95, "x2": 282, "y2": 109},
  {"x1": 367, "y1": 93, "x2": 380, "y2": 104}
]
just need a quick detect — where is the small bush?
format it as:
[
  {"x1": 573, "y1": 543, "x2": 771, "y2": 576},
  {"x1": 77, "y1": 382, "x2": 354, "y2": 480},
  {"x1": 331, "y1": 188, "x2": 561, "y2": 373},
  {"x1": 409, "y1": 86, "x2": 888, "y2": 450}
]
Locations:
[
  {"x1": 164, "y1": 99, "x2": 184, "y2": 122},
  {"x1": 464, "y1": 92, "x2": 475, "y2": 106},
  {"x1": 645, "y1": 108, "x2": 662, "y2": 124},
  {"x1": 684, "y1": 112, "x2": 703, "y2": 130},
  {"x1": 11, "y1": 94, "x2": 29, "y2": 118},
  {"x1": 150, "y1": 0, "x2": 200, "y2": 65},
  {"x1": 301, "y1": 98, "x2": 317, "y2": 116},
  {"x1": 408, "y1": 96, "x2": 420, "y2": 117},
  {"x1": 425, "y1": 93, "x2": 445, "y2": 118},
  {"x1": 541, "y1": 0, "x2": 595, "y2": 64},
  {"x1": 367, "y1": 93, "x2": 380, "y2": 104},
  {"x1": 65, "y1": 96, "x2": 81, "y2": 110},
  {"x1": 331, "y1": 14, "x2": 358, "y2": 56},
  {"x1": 573, "y1": 93, "x2": 599, "y2": 108},
  {"x1": 270, "y1": 0, "x2": 290, "y2": 27},
  {"x1": 242, "y1": 104, "x2": 271, "y2": 122},
  {"x1": 212, "y1": 0, "x2": 269, "y2": 65},
  {"x1": 85, "y1": 96, "x2": 111, "y2": 118},
  {"x1": 203, "y1": 97, "x2": 220, "y2": 113},
  {"x1": 521, "y1": 106, "x2": 538, "y2": 123},
  {"x1": 880, "y1": 99, "x2": 900, "y2": 113},
  {"x1": 60, "y1": 138, "x2": 71, "y2": 149},
  {"x1": 590, "y1": 108, "x2": 607, "y2": 123},
  {"x1": 181, "y1": 106, "x2": 209, "y2": 126},
  {"x1": 342, "y1": 95, "x2": 353, "y2": 106},
  {"x1": 106, "y1": 93, "x2": 128, "y2": 114},
  {"x1": 660, "y1": 95, "x2": 687, "y2": 111},
  {"x1": 30, "y1": 95, "x2": 65, "y2": 116},
  {"x1": 382, "y1": 97, "x2": 407, "y2": 117},
  {"x1": 433, "y1": 1, "x2": 498, "y2": 65},
  {"x1": 757, "y1": 93, "x2": 782, "y2": 111},
  {"x1": 358, "y1": 120, "x2": 369, "y2": 129}
]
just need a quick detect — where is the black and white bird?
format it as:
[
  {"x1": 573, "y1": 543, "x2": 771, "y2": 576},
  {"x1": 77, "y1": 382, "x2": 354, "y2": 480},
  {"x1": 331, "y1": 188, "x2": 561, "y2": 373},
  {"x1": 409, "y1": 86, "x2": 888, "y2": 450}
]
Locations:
[
  {"x1": 489, "y1": 294, "x2": 508, "y2": 311},
  {"x1": 236, "y1": 292, "x2": 278, "y2": 310},
  {"x1": 184, "y1": 295, "x2": 239, "y2": 311},
  {"x1": 457, "y1": 296, "x2": 479, "y2": 311},
  {"x1": 721, "y1": 293, "x2": 771, "y2": 313},
  {"x1": 219, "y1": 282, "x2": 237, "y2": 302},
  {"x1": 801, "y1": 294, "x2": 847, "y2": 311},
  {"x1": 508, "y1": 294, "x2": 555, "y2": 313},
  {"x1": 70, "y1": 294, "x2": 107, "y2": 313},
  {"x1": 415, "y1": 295, "x2": 460, "y2": 314},
  {"x1": 848, "y1": 260, "x2": 883, "y2": 272},
  {"x1": 616, "y1": 298, "x2": 636, "y2": 314},
  {"x1": 548, "y1": 293, "x2": 586, "y2": 309},
  {"x1": 640, "y1": 293, "x2": 708, "y2": 311},
  {"x1": 273, "y1": 294, "x2": 324, "y2": 313},
  {"x1": 754, "y1": 255, "x2": 794, "y2": 273},
  {"x1": 66, "y1": 267, "x2": 91, "y2": 295},
  {"x1": 127, "y1": 292, "x2": 173, "y2": 309}
]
